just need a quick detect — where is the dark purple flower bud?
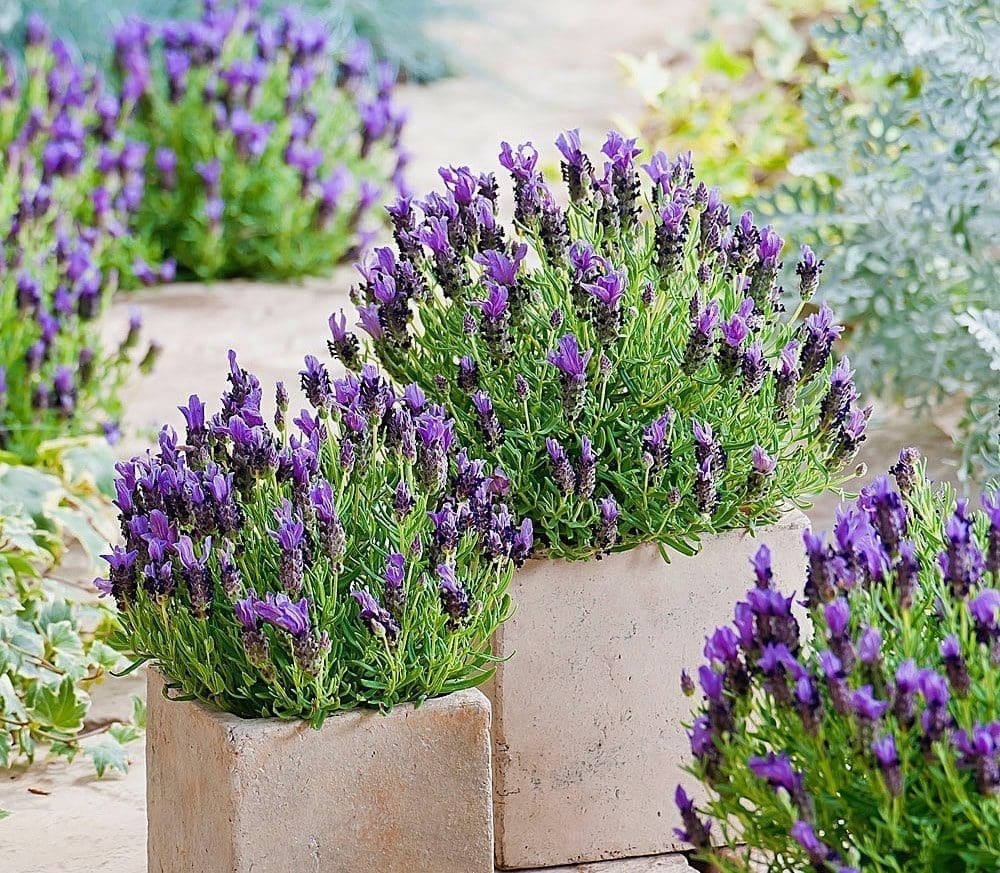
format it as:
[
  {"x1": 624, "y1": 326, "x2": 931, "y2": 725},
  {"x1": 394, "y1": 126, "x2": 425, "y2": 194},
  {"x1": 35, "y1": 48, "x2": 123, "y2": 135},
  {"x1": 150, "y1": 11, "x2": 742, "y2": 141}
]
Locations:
[
  {"x1": 382, "y1": 552, "x2": 406, "y2": 615},
  {"x1": 576, "y1": 436, "x2": 597, "y2": 499},
  {"x1": 799, "y1": 304, "x2": 843, "y2": 383},
  {"x1": 299, "y1": 355, "x2": 333, "y2": 410},
  {"x1": 889, "y1": 446, "x2": 922, "y2": 496},
  {"x1": 969, "y1": 589, "x2": 1000, "y2": 660},
  {"x1": 983, "y1": 492, "x2": 1000, "y2": 577},
  {"x1": 749, "y1": 753, "x2": 810, "y2": 815},
  {"x1": 821, "y1": 650, "x2": 852, "y2": 716},
  {"x1": 547, "y1": 334, "x2": 591, "y2": 421},
  {"x1": 351, "y1": 588, "x2": 400, "y2": 642},
  {"x1": 820, "y1": 357, "x2": 859, "y2": 432},
  {"x1": 796, "y1": 245, "x2": 824, "y2": 301},
  {"x1": 555, "y1": 128, "x2": 592, "y2": 202},
  {"x1": 437, "y1": 563, "x2": 470, "y2": 627},
  {"x1": 790, "y1": 820, "x2": 833, "y2": 868},
  {"x1": 595, "y1": 497, "x2": 620, "y2": 554},
  {"x1": 673, "y1": 785, "x2": 712, "y2": 849},
  {"x1": 642, "y1": 410, "x2": 673, "y2": 474},
  {"x1": 939, "y1": 501, "x2": 985, "y2": 598},
  {"x1": 471, "y1": 391, "x2": 504, "y2": 450},
  {"x1": 457, "y1": 356, "x2": 480, "y2": 393},
  {"x1": 268, "y1": 500, "x2": 305, "y2": 593},
  {"x1": 940, "y1": 635, "x2": 971, "y2": 697},
  {"x1": 953, "y1": 724, "x2": 1000, "y2": 795},
  {"x1": 682, "y1": 301, "x2": 720, "y2": 374},
  {"x1": 546, "y1": 438, "x2": 576, "y2": 496},
  {"x1": 918, "y1": 670, "x2": 952, "y2": 748}
]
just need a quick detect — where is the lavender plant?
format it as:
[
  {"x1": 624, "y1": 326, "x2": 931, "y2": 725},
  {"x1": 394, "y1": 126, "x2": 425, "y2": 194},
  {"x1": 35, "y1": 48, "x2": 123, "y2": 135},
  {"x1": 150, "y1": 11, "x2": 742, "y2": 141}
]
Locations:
[
  {"x1": 675, "y1": 451, "x2": 1000, "y2": 871},
  {"x1": 0, "y1": 18, "x2": 159, "y2": 463},
  {"x1": 114, "y1": 0, "x2": 408, "y2": 281},
  {"x1": 99, "y1": 353, "x2": 529, "y2": 721},
  {"x1": 335, "y1": 131, "x2": 867, "y2": 560}
]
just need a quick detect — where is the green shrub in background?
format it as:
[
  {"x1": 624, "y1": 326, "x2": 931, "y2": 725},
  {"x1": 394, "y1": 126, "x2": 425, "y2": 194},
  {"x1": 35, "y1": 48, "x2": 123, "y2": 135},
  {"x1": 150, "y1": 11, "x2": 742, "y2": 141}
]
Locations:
[
  {"x1": 764, "y1": 0, "x2": 1000, "y2": 478},
  {"x1": 114, "y1": 0, "x2": 407, "y2": 280},
  {"x1": 620, "y1": 0, "x2": 845, "y2": 202},
  {"x1": 0, "y1": 0, "x2": 467, "y2": 83}
]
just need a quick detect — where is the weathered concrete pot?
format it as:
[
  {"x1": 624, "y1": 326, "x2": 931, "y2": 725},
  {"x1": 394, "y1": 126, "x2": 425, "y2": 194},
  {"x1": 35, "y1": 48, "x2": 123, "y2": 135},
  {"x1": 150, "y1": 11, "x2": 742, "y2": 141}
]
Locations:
[
  {"x1": 485, "y1": 511, "x2": 810, "y2": 869},
  {"x1": 146, "y1": 670, "x2": 494, "y2": 873}
]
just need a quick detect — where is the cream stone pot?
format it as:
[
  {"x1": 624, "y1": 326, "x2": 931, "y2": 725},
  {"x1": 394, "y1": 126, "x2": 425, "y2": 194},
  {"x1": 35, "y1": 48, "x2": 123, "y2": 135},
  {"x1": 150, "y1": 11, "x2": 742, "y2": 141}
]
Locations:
[
  {"x1": 484, "y1": 511, "x2": 810, "y2": 869},
  {"x1": 146, "y1": 670, "x2": 494, "y2": 873}
]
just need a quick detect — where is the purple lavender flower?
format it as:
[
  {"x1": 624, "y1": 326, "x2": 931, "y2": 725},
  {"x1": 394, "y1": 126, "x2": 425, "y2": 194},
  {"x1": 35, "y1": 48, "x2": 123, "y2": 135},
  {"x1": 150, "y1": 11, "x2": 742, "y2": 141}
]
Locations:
[
  {"x1": 555, "y1": 128, "x2": 591, "y2": 202},
  {"x1": 796, "y1": 245, "x2": 824, "y2": 300},
  {"x1": 268, "y1": 499, "x2": 305, "y2": 593},
  {"x1": 595, "y1": 497, "x2": 620, "y2": 555},
  {"x1": 940, "y1": 502, "x2": 985, "y2": 598},
  {"x1": 799, "y1": 304, "x2": 843, "y2": 383},
  {"x1": 547, "y1": 334, "x2": 591, "y2": 421},
  {"x1": 673, "y1": 785, "x2": 712, "y2": 849},
  {"x1": 437, "y1": 563, "x2": 470, "y2": 627},
  {"x1": 471, "y1": 391, "x2": 504, "y2": 450},
  {"x1": 350, "y1": 588, "x2": 400, "y2": 641},
  {"x1": 643, "y1": 410, "x2": 673, "y2": 474},
  {"x1": 546, "y1": 438, "x2": 576, "y2": 496},
  {"x1": 940, "y1": 635, "x2": 971, "y2": 697},
  {"x1": 682, "y1": 301, "x2": 720, "y2": 374}
]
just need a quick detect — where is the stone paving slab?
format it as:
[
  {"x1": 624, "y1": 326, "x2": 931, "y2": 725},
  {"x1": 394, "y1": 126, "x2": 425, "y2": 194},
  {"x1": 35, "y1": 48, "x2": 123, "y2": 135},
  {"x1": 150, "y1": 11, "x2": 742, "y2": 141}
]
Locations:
[{"x1": 518, "y1": 854, "x2": 695, "y2": 872}]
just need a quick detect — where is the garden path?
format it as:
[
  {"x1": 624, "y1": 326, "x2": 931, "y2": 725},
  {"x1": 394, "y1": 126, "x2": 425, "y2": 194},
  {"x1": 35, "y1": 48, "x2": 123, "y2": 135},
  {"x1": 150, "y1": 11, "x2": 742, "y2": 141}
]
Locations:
[{"x1": 0, "y1": 0, "x2": 963, "y2": 869}]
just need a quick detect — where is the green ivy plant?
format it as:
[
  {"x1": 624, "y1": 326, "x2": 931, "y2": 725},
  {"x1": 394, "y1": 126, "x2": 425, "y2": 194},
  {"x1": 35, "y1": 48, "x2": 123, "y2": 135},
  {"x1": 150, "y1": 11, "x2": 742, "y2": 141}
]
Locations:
[{"x1": 0, "y1": 444, "x2": 144, "y2": 789}]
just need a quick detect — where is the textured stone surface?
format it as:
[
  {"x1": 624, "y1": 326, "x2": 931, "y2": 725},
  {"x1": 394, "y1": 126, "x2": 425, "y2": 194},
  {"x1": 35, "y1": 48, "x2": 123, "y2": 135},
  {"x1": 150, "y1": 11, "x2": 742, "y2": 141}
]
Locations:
[
  {"x1": 522, "y1": 854, "x2": 696, "y2": 872},
  {"x1": 486, "y1": 512, "x2": 810, "y2": 869},
  {"x1": 146, "y1": 672, "x2": 494, "y2": 873}
]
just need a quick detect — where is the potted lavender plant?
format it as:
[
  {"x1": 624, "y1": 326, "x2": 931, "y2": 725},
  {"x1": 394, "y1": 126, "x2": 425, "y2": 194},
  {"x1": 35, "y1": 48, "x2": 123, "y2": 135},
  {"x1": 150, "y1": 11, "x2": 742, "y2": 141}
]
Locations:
[
  {"x1": 99, "y1": 352, "x2": 528, "y2": 873},
  {"x1": 675, "y1": 451, "x2": 1000, "y2": 871},
  {"x1": 113, "y1": 0, "x2": 407, "y2": 281},
  {"x1": 329, "y1": 130, "x2": 867, "y2": 866}
]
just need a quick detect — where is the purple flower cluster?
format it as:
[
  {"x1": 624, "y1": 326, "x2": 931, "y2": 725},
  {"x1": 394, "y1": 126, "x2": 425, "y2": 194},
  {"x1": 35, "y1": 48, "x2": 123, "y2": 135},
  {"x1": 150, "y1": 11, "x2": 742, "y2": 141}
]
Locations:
[
  {"x1": 1, "y1": 22, "x2": 161, "y2": 457},
  {"x1": 98, "y1": 351, "x2": 532, "y2": 686},
  {"x1": 348, "y1": 129, "x2": 859, "y2": 559},
  {"x1": 676, "y1": 458, "x2": 1000, "y2": 868},
  {"x1": 112, "y1": 0, "x2": 407, "y2": 279}
]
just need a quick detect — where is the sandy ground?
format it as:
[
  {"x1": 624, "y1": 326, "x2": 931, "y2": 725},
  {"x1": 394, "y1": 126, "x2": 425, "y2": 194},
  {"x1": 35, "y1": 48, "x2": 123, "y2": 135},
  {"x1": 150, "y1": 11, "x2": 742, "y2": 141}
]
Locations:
[{"x1": 0, "y1": 0, "x2": 966, "y2": 870}]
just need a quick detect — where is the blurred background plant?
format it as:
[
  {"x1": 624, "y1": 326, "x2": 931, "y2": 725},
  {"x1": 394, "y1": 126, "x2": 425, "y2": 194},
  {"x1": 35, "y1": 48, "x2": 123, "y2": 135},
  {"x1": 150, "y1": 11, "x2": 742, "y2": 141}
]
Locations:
[
  {"x1": 765, "y1": 0, "x2": 1000, "y2": 480},
  {"x1": 1, "y1": 439, "x2": 143, "y2": 783},
  {"x1": 114, "y1": 0, "x2": 407, "y2": 280},
  {"x1": 0, "y1": 16, "x2": 158, "y2": 464},
  {"x1": 625, "y1": 0, "x2": 1000, "y2": 480},
  {"x1": 619, "y1": 0, "x2": 845, "y2": 202},
  {"x1": 0, "y1": 0, "x2": 468, "y2": 83}
]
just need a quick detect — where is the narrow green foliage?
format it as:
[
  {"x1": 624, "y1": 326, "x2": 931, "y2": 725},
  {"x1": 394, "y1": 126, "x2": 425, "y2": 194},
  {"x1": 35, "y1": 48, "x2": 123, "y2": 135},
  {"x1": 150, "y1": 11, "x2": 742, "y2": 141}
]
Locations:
[{"x1": 678, "y1": 456, "x2": 1000, "y2": 871}]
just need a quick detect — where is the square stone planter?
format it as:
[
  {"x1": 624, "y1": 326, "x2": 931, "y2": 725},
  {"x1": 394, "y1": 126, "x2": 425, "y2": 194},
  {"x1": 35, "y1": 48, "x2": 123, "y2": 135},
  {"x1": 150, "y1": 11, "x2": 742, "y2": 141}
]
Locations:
[
  {"x1": 485, "y1": 511, "x2": 810, "y2": 869},
  {"x1": 146, "y1": 670, "x2": 494, "y2": 873}
]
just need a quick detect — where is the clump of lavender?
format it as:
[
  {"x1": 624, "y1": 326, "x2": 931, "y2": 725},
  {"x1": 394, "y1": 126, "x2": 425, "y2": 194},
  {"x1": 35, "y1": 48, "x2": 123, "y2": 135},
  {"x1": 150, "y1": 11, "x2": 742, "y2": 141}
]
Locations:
[
  {"x1": 115, "y1": 1, "x2": 407, "y2": 280},
  {"x1": 0, "y1": 19, "x2": 158, "y2": 460},
  {"x1": 675, "y1": 454, "x2": 1000, "y2": 872},
  {"x1": 98, "y1": 352, "x2": 527, "y2": 722},
  {"x1": 335, "y1": 130, "x2": 863, "y2": 560}
]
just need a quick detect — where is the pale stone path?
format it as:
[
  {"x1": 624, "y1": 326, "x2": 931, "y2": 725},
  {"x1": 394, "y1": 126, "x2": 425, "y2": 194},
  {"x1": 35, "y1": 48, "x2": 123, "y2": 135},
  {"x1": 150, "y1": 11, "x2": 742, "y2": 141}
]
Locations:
[{"x1": 0, "y1": 0, "x2": 964, "y2": 868}]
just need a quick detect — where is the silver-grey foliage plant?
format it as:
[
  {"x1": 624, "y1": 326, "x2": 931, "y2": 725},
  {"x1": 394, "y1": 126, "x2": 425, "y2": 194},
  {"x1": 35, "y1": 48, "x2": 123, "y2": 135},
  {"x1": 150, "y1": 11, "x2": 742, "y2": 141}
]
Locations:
[{"x1": 767, "y1": 0, "x2": 1000, "y2": 476}]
